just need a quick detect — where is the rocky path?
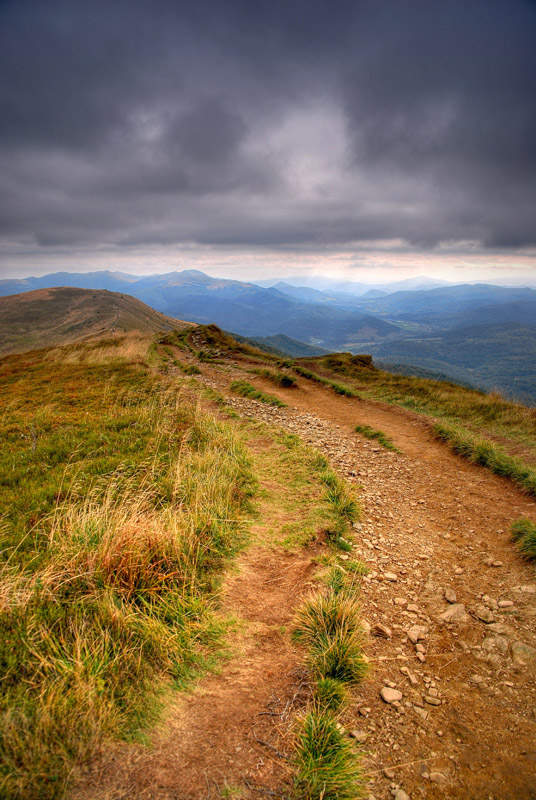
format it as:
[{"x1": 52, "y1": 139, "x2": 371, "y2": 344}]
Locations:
[
  {"x1": 197, "y1": 361, "x2": 536, "y2": 800},
  {"x1": 72, "y1": 354, "x2": 536, "y2": 800}
]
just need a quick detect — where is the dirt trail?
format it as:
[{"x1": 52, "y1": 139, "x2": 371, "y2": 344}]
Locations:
[
  {"x1": 72, "y1": 356, "x2": 536, "y2": 800},
  {"x1": 71, "y1": 437, "x2": 315, "y2": 800}
]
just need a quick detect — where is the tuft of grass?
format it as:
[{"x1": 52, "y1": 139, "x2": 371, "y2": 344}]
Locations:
[
  {"x1": 293, "y1": 590, "x2": 367, "y2": 686},
  {"x1": 173, "y1": 358, "x2": 201, "y2": 375},
  {"x1": 318, "y1": 469, "x2": 360, "y2": 540},
  {"x1": 511, "y1": 518, "x2": 536, "y2": 560},
  {"x1": 433, "y1": 422, "x2": 536, "y2": 496},
  {"x1": 354, "y1": 424, "x2": 399, "y2": 452},
  {"x1": 313, "y1": 678, "x2": 347, "y2": 712},
  {"x1": 293, "y1": 710, "x2": 365, "y2": 800},
  {"x1": 249, "y1": 367, "x2": 297, "y2": 388},
  {"x1": 294, "y1": 366, "x2": 360, "y2": 398},
  {"x1": 230, "y1": 380, "x2": 286, "y2": 407}
]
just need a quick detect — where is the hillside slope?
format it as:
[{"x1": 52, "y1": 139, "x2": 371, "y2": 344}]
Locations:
[{"x1": 0, "y1": 287, "x2": 193, "y2": 356}]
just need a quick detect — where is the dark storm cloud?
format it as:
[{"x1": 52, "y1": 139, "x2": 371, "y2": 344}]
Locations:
[{"x1": 0, "y1": 0, "x2": 535, "y2": 260}]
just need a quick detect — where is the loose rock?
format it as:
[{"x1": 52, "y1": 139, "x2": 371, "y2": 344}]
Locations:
[
  {"x1": 439, "y1": 603, "x2": 469, "y2": 623},
  {"x1": 381, "y1": 687, "x2": 403, "y2": 704}
]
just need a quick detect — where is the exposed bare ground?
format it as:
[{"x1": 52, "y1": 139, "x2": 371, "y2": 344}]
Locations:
[{"x1": 71, "y1": 352, "x2": 536, "y2": 800}]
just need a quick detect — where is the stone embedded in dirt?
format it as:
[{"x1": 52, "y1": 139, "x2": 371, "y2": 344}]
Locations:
[
  {"x1": 359, "y1": 706, "x2": 371, "y2": 717},
  {"x1": 429, "y1": 771, "x2": 449, "y2": 785},
  {"x1": 455, "y1": 566, "x2": 463, "y2": 574},
  {"x1": 383, "y1": 767, "x2": 396, "y2": 778},
  {"x1": 498, "y1": 600, "x2": 514, "y2": 608},
  {"x1": 383, "y1": 571, "x2": 398, "y2": 582},
  {"x1": 372, "y1": 622, "x2": 392, "y2": 638},
  {"x1": 381, "y1": 687, "x2": 403, "y2": 704},
  {"x1": 424, "y1": 695, "x2": 441, "y2": 706},
  {"x1": 511, "y1": 641, "x2": 536, "y2": 667},
  {"x1": 518, "y1": 584, "x2": 536, "y2": 593},
  {"x1": 487, "y1": 622, "x2": 513, "y2": 635},
  {"x1": 349, "y1": 729, "x2": 368, "y2": 741},
  {"x1": 482, "y1": 636, "x2": 509, "y2": 654},
  {"x1": 407, "y1": 603, "x2": 419, "y2": 613},
  {"x1": 439, "y1": 603, "x2": 469, "y2": 623},
  {"x1": 407, "y1": 624, "x2": 428, "y2": 644},
  {"x1": 394, "y1": 790, "x2": 411, "y2": 800},
  {"x1": 394, "y1": 596, "x2": 408, "y2": 606},
  {"x1": 475, "y1": 604, "x2": 495, "y2": 624},
  {"x1": 444, "y1": 588, "x2": 457, "y2": 604}
]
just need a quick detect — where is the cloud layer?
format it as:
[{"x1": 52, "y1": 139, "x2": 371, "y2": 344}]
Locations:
[{"x1": 1, "y1": 0, "x2": 535, "y2": 274}]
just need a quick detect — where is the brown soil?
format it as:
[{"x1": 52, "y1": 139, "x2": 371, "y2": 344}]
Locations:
[{"x1": 71, "y1": 353, "x2": 536, "y2": 800}]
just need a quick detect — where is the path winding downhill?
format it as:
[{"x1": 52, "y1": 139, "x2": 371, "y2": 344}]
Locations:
[{"x1": 72, "y1": 354, "x2": 536, "y2": 800}]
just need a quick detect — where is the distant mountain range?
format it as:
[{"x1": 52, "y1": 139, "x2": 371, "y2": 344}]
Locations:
[{"x1": 2, "y1": 269, "x2": 536, "y2": 403}]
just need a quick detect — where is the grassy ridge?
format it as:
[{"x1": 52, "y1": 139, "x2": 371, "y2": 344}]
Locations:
[
  {"x1": 433, "y1": 421, "x2": 536, "y2": 495},
  {"x1": 0, "y1": 345, "x2": 255, "y2": 799},
  {"x1": 294, "y1": 366, "x2": 360, "y2": 398},
  {"x1": 230, "y1": 379, "x2": 287, "y2": 407}
]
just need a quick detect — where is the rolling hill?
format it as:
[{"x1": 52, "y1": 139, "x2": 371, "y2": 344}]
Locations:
[{"x1": 0, "y1": 287, "x2": 192, "y2": 356}]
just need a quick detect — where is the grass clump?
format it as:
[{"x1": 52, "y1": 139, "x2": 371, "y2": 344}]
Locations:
[
  {"x1": 293, "y1": 590, "x2": 367, "y2": 686},
  {"x1": 294, "y1": 366, "x2": 360, "y2": 398},
  {"x1": 249, "y1": 367, "x2": 297, "y2": 388},
  {"x1": 354, "y1": 424, "x2": 399, "y2": 452},
  {"x1": 433, "y1": 422, "x2": 536, "y2": 496},
  {"x1": 173, "y1": 358, "x2": 201, "y2": 375},
  {"x1": 313, "y1": 678, "x2": 347, "y2": 712},
  {"x1": 230, "y1": 380, "x2": 286, "y2": 407},
  {"x1": 293, "y1": 710, "x2": 365, "y2": 800},
  {"x1": 511, "y1": 518, "x2": 536, "y2": 560},
  {"x1": 318, "y1": 469, "x2": 360, "y2": 543}
]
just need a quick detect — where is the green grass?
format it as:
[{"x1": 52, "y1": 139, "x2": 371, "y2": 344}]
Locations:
[
  {"x1": 0, "y1": 345, "x2": 255, "y2": 800},
  {"x1": 248, "y1": 367, "x2": 297, "y2": 388},
  {"x1": 294, "y1": 366, "x2": 360, "y2": 398},
  {"x1": 293, "y1": 590, "x2": 367, "y2": 686},
  {"x1": 230, "y1": 380, "x2": 287, "y2": 407},
  {"x1": 433, "y1": 421, "x2": 536, "y2": 496},
  {"x1": 511, "y1": 518, "x2": 536, "y2": 560},
  {"x1": 354, "y1": 424, "x2": 399, "y2": 452},
  {"x1": 293, "y1": 710, "x2": 365, "y2": 800},
  {"x1": 318, "y1": 469, "x2": 360, "y2": 542}
]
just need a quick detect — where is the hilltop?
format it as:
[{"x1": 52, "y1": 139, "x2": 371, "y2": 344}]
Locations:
[{"x1": 0, "y1": 287, "x2": 193, "y2": 356}]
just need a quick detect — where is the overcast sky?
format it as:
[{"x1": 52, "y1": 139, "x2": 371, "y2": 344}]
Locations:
[{"x1": 1, "y1": 0, "x2": 536, "y2": 284}]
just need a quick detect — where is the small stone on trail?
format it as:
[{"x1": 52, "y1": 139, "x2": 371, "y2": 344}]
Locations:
[
  {"x1": 424, "y1": 695, "x2": 441, "y2": 706},
  {"x1": 373, "y1": 622, "x2": 392, "y2": 639},
  {"x1": 519, "y1": 584, "x2": 536, "y2": 593},
  {"x1": 444, "y1": 587, "x2": 457, "y2": 604},
  {"x1": 394, "y1": 597, "x2": 407, "y2": 606},
  {"x1": 407, "y1": 603, "x2": 419, "y2": 613},
  {"x1": 429, "y1": 771, "x2": 449, "y2": 786},
  {"x1": 381, "y1": 687, "x2": 403, "y2": 704},
  {"x1": 475, "y1": 604, "x2": 495, "y2": 624},
  {"x1": 349, "y1": 729, "x2": 368, "y2": 741},
  {"x1": 383, "y1": 767, "x2": 396, "y2": 778},
  {"x1": 394, "y1": 790, "x2": 410, "y2": 800},
  {"x1": 498, "y1": 600, "x2": 514, "y2": 608},
  {"x1": 384, "y1": 571, "x2": 398, "y2": 582},
  {"x1": 407, "y1": 625, "x2": 428, "y2": 644},
  {"x1": 455, "y1": 566, "x2": 463, "y2": 574},
  {"x1": 439, "y1": 603, "x2": 469, "y2": 623}
]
